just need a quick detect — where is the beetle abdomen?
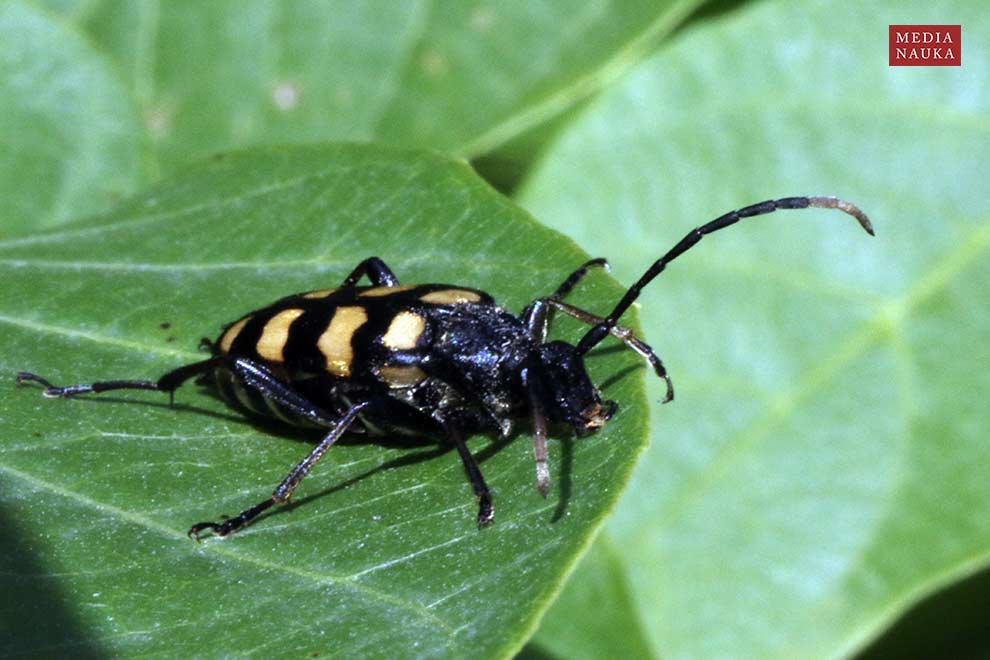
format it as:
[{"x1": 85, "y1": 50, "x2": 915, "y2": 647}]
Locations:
[{"x1": 211, "y1": 366, "x2": 328, "y2": 428}]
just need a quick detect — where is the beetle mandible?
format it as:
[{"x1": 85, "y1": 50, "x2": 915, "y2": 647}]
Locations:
[{"x1": 17, "y1": 196, "x2": 873, "y2": 538}]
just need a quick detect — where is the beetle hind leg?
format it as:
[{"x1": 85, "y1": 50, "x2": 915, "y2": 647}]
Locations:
[{"x1": 16, "y1": 358, "x2": 222, "y2": 405}]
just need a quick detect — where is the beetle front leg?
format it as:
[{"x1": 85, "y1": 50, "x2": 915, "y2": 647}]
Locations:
[
  {"x1": 526, "y1": 379, "x2": 551, "y2": 498},
  {"x1": 545, "y1": 299, "x2": 674, "y2": 403},
  {"x1": 548, "y1": 258, "x2": 609, "y2": 301}
]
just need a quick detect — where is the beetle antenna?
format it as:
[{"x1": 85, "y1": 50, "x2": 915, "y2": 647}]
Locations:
[{"x1": 575, "y1": 196, "x2": 873, "y2": 356}]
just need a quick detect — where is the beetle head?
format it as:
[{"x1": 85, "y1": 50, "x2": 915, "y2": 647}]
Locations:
[{"x1": 528, "y1": 341, "x2": 617, "y2": 436}]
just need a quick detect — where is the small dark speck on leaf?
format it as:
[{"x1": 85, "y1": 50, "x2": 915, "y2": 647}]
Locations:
[
  {"x1": 166, "y1": 336, "x2": 176, "y2": 343},
  {"x1": 160, "y1": 322, "x2": 171, "y2": 330}
]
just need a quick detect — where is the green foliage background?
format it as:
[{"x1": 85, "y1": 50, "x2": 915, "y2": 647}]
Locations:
[{"x1": 1, "y1": 0, "x2": 987, "y2": 657}]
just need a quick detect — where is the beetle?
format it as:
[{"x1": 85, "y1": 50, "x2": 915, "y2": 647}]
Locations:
[{"x1": 17, "y1": 196, "x2": 872, "y2": 539}]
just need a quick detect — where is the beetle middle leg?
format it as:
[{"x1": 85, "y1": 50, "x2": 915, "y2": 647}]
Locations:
[
  {"x1": 339, "y1": 256, "x2": 400, "y2": 287},
  {"x1": 443, "y1": 420, "x2": 494, "y2": 528}
]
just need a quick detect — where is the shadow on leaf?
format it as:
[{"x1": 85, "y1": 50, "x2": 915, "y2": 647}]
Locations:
[{"x1": 0, "y1": 502, "x2": 105, "y2": 657}]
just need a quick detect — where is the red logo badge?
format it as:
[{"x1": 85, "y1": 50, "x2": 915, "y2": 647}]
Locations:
[{"x1": 889, "y1": 25, "x2": 961, "y2": 66}]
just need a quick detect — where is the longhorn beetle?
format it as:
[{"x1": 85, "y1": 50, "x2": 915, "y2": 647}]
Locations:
[{"x1": 17, "y1": 196, "x2": 872, "y2": 539}]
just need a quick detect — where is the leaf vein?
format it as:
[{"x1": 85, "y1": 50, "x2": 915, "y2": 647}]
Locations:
[
  {"x1": 0, "y1": 313, "x2": 199, "y2": 360},
  {"x1": 0, "y1": 461, "x2": 457, "y2": 635}
]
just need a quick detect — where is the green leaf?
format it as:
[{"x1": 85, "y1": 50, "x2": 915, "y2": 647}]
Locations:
[
  {"x1": 0, "y1": 1, "x2": 145, "y2": 235},
  {"x1": 519, "y1": 0, "x2": 990, "y2": 657},
  {"x1": 0, "y1": 143, "x2": 648, "y2": 657},
  {"x1": 520, "y1": 536, "x2": 655, "y2": 660},
  {"x1": 48, "y1": 0, "x2": 701, "y2": 174}
]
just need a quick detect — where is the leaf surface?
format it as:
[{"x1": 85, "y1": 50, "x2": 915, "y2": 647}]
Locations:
[
  {"x1": 0, "y1": 144, "x2": 647, "y2": 657},
  {"x1": 519, "y1": 0, "x2": 990, "y2": 657}
]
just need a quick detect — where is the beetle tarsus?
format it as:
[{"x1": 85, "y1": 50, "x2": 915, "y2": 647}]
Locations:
[
  {"x1": 188, "y1": 504, "x2": 268, "y2": 540},
  {"x1": 16, "y1": 371, "x2": 56, "y2": 390},
  {"x1": 536, "y1": 461, "x2": 551, "y2": 498},
  {"x1": 16, "y1": 372, "x2": 92, "y2": 398},
  {"x1": 187, "y1": 522, "x2": 216, "y2": 541},
  {"x1": 477, "y1": 495, "x2": 495, "y2": 528},
  {"x1": 186, "y1": 518, "x2": 240, "y2": 543}
]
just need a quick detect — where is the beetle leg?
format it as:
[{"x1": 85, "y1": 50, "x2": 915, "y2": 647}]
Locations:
[
  {"x1": 542, "y1": 300, "x2": 674, "y2": 403},
  {"x1": 16, "y1": 358, "x2": 223, "y2": 406},
  {"x1": 225, "y1": 357, "x2": 344, "y2": 424},
  {"x1": 549, "y1": 258, "x2": 609, "y2": 301},
  {"x1": 443, "y1": 420, "x2": 494, "y2": 528},
  {"x1": 339, "y1": 256, "x2": 400, "y2": 287},
  {"x1": 517, "y1": 363, "x2": 552, "y2": 497},
  {"x1": 526, "y1": 382, "x2": 551, "y2": 497},
  {"x1": 522, "y1": 297, "x2": 553, "y2": 344},
  {"x1": 522, "y1": 260, "x2": 609, "y2": 341},
  {"x1": 189, "y1": 401, "x2": 368, "y2": 539}
]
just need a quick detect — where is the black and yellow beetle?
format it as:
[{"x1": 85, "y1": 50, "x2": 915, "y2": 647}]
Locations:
[{"x1": 17, "y1": 196, "x2": 872, "y2": 539}]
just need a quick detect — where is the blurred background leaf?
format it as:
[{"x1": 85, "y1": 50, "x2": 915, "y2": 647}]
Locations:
[
  {"x1": 0, "y1": 1, "x2": 145, "y2": 235},
  {"x1": 40, "y1": 0, "x2": 702, "y2": 178},
  {"x1": 0, "y1": 144, "x2": 646, "y2": 657},
  {"x1": 518, "y1": 0, "x2": 989, "y2": 657}
]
